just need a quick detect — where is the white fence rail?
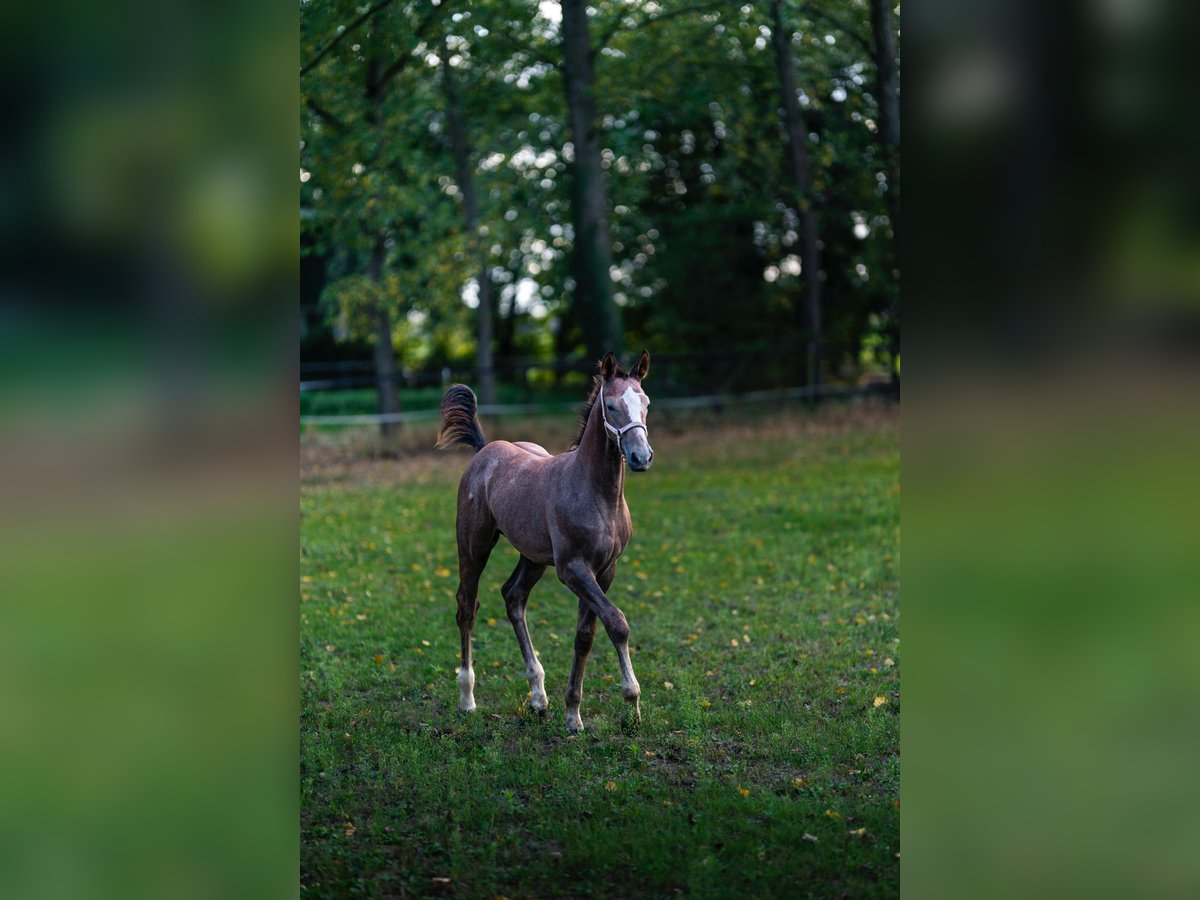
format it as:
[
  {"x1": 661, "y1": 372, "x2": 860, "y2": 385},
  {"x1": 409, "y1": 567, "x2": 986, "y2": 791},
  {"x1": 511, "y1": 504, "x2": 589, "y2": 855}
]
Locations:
[{"x1": 299, "y1": 383, "x2": 871, "y2": 426}]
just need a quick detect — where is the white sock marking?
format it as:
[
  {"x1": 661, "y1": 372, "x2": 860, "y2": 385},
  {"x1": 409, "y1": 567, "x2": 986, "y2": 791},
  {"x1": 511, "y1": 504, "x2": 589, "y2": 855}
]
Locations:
[
  {"x1": 617, "y1": 645, "x2": 641, "y2": 702},
  {"x1": 528, "y1": 662, "x2": 548, "y2": 710},
  {"x1": 457, "y1": 666, "x2": 476, "y2": 712}
]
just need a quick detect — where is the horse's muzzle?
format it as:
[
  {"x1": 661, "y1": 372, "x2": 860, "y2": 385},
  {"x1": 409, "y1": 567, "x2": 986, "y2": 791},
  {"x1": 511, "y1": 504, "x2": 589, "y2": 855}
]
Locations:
[{"x1": 627, "y1": 448, "x2": 654, "y2": 471}]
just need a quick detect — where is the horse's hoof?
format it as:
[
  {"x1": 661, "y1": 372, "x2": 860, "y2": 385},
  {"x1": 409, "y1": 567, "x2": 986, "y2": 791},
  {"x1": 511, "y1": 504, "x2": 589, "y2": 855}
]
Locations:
[
  {"x1": 621, "y1": 704, "x2": 642, "y2": 731},
  {"x1": 458, "y1": 701, "x2": 476, "y2": 713}
]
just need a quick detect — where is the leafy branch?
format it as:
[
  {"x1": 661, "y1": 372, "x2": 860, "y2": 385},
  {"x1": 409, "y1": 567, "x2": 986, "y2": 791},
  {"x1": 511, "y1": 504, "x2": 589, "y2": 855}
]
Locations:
[
  {"x1": 595, "y1": 0, "x2": 728, "y2": 51},
  {"x1": 799, "y1": 4, "x2": 873, "y2": 56},
  {"x1": 301, "y1": 0, "x2": 399, "y2": 78}
]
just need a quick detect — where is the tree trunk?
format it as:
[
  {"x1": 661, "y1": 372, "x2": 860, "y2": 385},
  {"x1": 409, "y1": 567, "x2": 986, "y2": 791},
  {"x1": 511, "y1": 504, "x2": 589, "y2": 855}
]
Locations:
[
  {"x1": 552, "y1": 302, "x2": 576, "y2": 387},
  {"x1": 497, "y1": 281, "x2": 516, "y2": 361},
  {"x1": 494, "y1": 262, "x2": 519, "y2": 362},
  {"x1": 561, "y1": 0, "x2": 621, "y2": 361},
  {"x1": 870, "y1": 0, "x2": 900, "y2": 253},
  {"x1": 442, "y1": 53, "x2": 495, "y2": 409},
  {"x1": 770, "y1": 0, "x2": 823, "y2": 389},
  {"x1": 362, "y1": 54, "x2": 402, "y2": 436},
  {"x1": 369, "y1": 237, "x2": 401, "y2": 437}
]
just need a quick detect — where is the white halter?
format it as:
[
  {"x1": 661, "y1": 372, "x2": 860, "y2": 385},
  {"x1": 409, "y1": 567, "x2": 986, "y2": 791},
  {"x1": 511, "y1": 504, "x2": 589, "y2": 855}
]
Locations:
[{"x1": 599, "y1": 380, "x2": 648, "y2": 453}]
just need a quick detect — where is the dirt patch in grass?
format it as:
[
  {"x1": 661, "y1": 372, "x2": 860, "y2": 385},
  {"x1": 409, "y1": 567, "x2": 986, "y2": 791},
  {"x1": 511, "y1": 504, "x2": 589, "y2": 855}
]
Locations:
[{"x1": 301, "y1": 398, "x2": 897, "y2": 488}]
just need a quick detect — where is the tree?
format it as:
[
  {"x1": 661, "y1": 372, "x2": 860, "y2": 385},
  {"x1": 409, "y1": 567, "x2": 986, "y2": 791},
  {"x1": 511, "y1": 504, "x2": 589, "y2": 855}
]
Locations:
[
  {"x1": 441, "y1": 47, "x2": 496, "y2": 409},
  {"x1": 869, "y1": 0, "x2": 900, "y2": 382},
  {"x1": 870, "y1": 0, "x2": 900, "y2": 262},
  {"x1": 770, "y1": 0, "x2": 824, "y2": 388},
  {"x1": 299, "y1": 0, "x2": 900, "y2": 400},
  {"x1": 869, "y1": 1, "x2": 899, "y2": 168},
  {"x1": 363, "y1": 51, "x2": 402, "y2": 435},
  {"x1": 301, "y1": 1, "x2": 460, "y2": 435},
  {"x1": 561, "y1": 0, "x2": 621, "y2": 360}
]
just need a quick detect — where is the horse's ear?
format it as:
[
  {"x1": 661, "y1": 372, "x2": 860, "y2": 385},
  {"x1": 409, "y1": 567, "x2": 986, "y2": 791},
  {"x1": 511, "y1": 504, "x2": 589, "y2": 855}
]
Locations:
[
  {"x1": 599, "y1": 351, "x2": 617, "y2": 381},
  {"x1": 633, "y1": 349, "x2": 650, "y2": 381}
]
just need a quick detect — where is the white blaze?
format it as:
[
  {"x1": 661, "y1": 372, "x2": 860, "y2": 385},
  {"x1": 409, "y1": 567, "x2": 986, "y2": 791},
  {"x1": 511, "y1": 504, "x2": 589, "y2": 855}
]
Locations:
[
  {"x1": 617, "y1": 385, "x2": 651, "y2": 465},
  {"x1": 620, "y1": 386, "x2": 643, "y2": 424}
]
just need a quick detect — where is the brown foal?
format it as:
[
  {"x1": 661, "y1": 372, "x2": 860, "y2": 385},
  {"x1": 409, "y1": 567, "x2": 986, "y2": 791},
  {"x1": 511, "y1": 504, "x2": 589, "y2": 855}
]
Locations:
[{"x1": 436, "y1": 351, "x2": 654, "y2": 733}]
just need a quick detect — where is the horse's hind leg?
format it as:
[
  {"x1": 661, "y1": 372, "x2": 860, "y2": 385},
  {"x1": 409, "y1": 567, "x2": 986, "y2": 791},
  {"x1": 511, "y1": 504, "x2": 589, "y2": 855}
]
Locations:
[
  {"x1": 500, "y1": 556, "x2": 548, "y2": 712},
  {"x1": 564, "y1": 597, "x2": 598, "y2": 733},
  {"x1": 455, "y1": 517, "x2": 497, "y2": 712},
  {"x1": 563, "y1": 562, "x2": 614, "y2": 734}
]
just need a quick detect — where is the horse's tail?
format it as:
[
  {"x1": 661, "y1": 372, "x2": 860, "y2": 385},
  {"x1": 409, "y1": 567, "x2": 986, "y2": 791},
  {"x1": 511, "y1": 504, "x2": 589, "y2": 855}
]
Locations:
[{"x1": 435, "y1": 384, "x2": 487, "y2": 452}]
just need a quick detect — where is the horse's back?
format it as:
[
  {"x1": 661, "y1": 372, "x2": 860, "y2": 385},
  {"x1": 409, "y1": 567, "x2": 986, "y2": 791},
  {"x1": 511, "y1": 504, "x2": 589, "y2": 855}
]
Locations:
[
  {"x1": 513, "y1": 441, "x2": 551, "y2": 457},
  {"x1": 461, "y1": 441, "x2": 555, "y2": 487}
]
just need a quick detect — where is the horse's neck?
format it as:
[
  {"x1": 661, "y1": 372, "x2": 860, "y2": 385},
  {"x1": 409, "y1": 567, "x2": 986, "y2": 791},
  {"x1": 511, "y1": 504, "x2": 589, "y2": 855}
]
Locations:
[{"x1": 573, "y1": 402, "x2": 625, "y2": 503}]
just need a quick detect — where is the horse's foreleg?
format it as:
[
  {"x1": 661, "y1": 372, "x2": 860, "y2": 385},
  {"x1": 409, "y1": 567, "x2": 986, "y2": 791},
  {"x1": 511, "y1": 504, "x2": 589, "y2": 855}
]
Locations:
[
  {"x1": 558, "y1": 560, "x2": 640, "y2": 728},
  {"x1": 501, "y1": 556, "x2": 548, "y2": 712}
]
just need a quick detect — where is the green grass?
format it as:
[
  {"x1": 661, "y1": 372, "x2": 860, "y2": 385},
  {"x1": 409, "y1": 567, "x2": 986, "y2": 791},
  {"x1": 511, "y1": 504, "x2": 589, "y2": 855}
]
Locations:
[
  {"x1": 300, "y1": 384, "x2": 585, "y2": 419},
  {"x1": 300, "y1": 404, "x2": 900, "y2": 897}
]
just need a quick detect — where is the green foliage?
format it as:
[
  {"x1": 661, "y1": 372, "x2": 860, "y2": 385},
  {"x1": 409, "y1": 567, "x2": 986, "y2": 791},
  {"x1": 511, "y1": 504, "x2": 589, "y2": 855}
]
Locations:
[
  {"x1": 318, "y1": 274, "x2": 383, "y2": 344},
  {"x1": 301, "y1": 1, "x2": 899, "y2": 384},
  {"x1": 301, "y1": 406, "x2": 900, "y2": 895}
]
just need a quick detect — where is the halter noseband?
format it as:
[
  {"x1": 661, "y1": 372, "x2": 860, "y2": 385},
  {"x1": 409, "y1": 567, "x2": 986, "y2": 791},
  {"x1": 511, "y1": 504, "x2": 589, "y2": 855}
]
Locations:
[{"x1": 599, "y1": 381, "x2": 648, "y2": 454}]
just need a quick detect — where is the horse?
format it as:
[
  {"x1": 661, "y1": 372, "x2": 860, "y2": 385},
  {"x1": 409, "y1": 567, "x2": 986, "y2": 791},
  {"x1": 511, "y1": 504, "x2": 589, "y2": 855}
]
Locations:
[{"x1": 435, "y1": 350, "x2": 654, "y2": 733}]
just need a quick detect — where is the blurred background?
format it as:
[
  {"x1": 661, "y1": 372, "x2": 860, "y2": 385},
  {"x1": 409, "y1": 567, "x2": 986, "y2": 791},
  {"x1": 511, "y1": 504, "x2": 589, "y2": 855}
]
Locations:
[
  {"x1": 906, "y1": 1, "x2": 1200, "y2": 898},
  {"x1": 0, "y1": 1, "x2": 296, "y2": 898}
]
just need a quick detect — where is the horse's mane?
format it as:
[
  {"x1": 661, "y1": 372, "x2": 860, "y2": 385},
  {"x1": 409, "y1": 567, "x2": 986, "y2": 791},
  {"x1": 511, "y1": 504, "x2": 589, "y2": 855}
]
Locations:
[{"x1": 568, "y1": 364, "x2": 628, "y2": 450}]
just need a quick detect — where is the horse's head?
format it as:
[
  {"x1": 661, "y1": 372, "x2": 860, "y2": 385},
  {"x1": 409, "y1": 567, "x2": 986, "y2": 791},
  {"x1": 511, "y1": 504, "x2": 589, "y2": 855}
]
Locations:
[{"x1": 598, "y1": 350, "x2": 654, "y2": 472}]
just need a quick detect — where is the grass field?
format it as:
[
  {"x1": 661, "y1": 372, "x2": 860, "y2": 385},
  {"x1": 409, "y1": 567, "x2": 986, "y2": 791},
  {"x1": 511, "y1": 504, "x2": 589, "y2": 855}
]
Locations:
[
  {"x1": 300, "y1": 384, "x2": 586, "y2": 419},
  {"x1": 300, "y1": 402, "x2": 900, "y2": 897}
]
